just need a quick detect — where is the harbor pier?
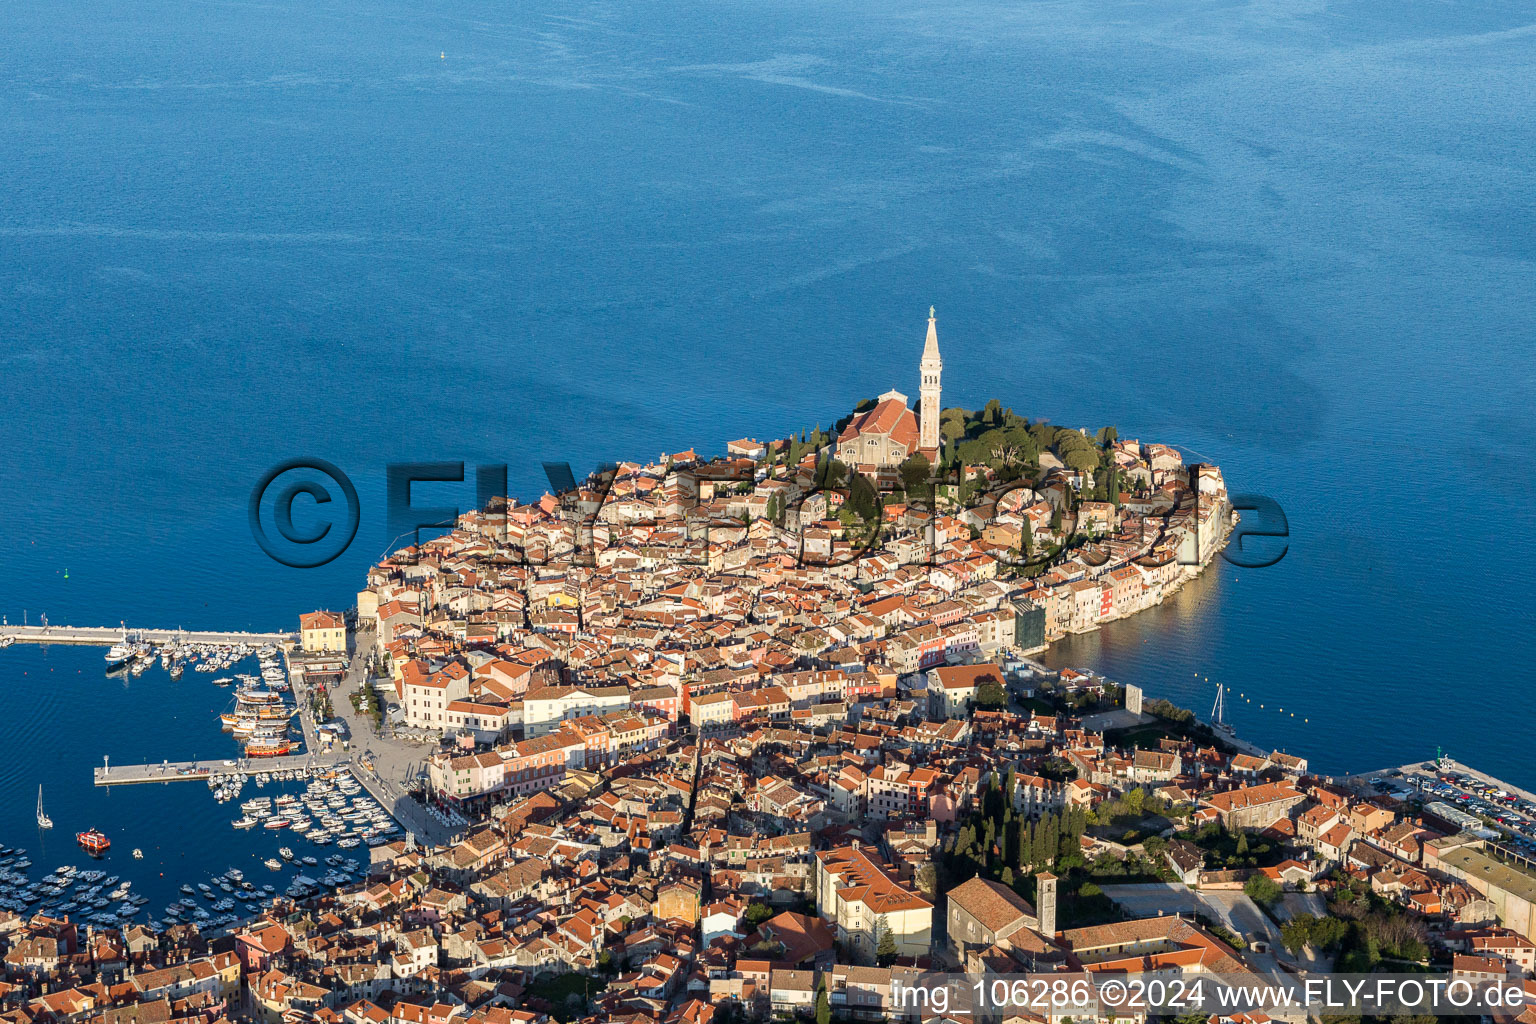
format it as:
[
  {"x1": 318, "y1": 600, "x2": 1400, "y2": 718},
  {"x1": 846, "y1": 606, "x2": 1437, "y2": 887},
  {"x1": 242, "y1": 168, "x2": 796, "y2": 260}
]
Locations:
[
  {"x1": 95, "y1": 754, "x2": 343, "y2": 786},
  {"x1": 1, "y1": 625, "x2": 294, "y2": 647}
]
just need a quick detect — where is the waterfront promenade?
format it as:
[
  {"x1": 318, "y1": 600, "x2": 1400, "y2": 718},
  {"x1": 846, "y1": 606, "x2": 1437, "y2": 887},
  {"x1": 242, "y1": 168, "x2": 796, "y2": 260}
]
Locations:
[
  {"x1": 1, "y1": 624, "x2": 294, "y2": 646},
  {"x1": 287, "y1": 632, "x2": 466, "y2": 847}
]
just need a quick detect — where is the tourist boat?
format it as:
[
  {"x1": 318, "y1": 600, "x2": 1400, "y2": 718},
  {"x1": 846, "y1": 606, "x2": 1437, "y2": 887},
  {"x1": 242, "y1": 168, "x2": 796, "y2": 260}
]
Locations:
[
  {"x1": 238, "y1": 688, "x2": 283, "y2": 704},
  {"x1": 36, "y1": 786, "x2": 52, "y2": 830},
  {"x1": 245, "y1": 739, "x2": 294, "y2": 758},
  {"x1": 76, "y1": 829, "x2": 110, "y2": 855},
  {"x1": 237, "y1": 704, "x2": 296, "y2": 721}
]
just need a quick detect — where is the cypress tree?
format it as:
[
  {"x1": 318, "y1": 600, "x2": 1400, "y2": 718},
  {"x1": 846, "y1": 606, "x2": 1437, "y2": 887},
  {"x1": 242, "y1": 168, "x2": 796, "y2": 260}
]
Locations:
[
  {"x1": 1031, "y1": 821, "x2": 1049, "y2": 867},
  {"x1": 1043, "y1": 815, "x2": 1060, "y2": 868}
]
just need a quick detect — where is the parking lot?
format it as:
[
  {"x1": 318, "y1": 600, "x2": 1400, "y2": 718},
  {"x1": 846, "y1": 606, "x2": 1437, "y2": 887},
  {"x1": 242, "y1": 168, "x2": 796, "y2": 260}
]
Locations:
[{"x1": 1365, "y1": 760, "x2": 1536, "y2": 856}]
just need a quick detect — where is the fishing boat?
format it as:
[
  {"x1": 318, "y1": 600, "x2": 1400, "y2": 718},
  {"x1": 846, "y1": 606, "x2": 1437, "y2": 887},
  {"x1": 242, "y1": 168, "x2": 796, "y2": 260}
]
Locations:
[
  {"x1": 36, "y1": 787, "x2": 52, "y2": 829},
  {"x1": 104, "y1": 642, "x2": 134, "y2": 667},
  {"x1": 76, "y1": 829, "x2": 110, "y2": 855}
]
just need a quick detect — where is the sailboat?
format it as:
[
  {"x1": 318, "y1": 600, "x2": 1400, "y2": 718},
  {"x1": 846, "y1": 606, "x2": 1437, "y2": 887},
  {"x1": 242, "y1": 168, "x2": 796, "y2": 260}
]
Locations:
[
  {"x1": 36, "y1": 786, "x2": 53, "y2": 829},
  {"x1": 1211, "y1": 681, "x2": 1236, "y2": 738}
]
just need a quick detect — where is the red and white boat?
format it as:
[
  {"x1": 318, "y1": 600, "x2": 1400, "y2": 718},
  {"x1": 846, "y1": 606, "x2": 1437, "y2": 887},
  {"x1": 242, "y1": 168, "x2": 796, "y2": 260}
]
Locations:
[
  {"x1": 262, "y1": 818, "x2": 291, "y2": 830},
  {"x1": 76, "y1": 828, "x2": 111, "y2": 855}
]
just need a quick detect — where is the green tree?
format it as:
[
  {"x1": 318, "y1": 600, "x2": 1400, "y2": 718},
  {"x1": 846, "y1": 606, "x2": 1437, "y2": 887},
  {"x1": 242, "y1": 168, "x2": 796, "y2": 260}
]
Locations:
[
  {"x1": 815, "y1": 976, "x2": 831, "y2": 1024},
  {"x1": 898, "y1": 452, "x2": 932, "y2": 501},
  {"x1": 974, "y1": 679, "x2": 1008, "y2": 710},
  {"x1": 744, "y1": 901, "x2": 775, "y2": 928},
  {"x1": 1063, "y1": 447, "x2": 1099, "y2": 473},
  {"x1": 1244, "y1": 873, "x2": 1283, "y2": 907},
  {"x1": 847, "y1": 470, "x2": 880, "y2": 523},
  {"x1": 941, "y1": 409, "x2": 967, "y2": 444},
  {"x1": 875, "y1": 916, "x2": 898, "y2": 965},
  {"x1": 764, "y1": 493, "x2": 779, "y2": 524}
]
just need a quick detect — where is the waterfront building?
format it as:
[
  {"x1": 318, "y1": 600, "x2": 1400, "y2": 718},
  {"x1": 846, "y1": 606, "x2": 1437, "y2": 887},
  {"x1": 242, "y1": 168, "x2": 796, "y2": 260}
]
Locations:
[{"x1": 299, "y1": 609, "x2": 347, "y2": 653}]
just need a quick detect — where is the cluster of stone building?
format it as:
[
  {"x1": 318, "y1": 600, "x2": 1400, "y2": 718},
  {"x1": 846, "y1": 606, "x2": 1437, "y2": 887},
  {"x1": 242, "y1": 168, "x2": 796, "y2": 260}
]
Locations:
[
  {"x1": 350, "y1": 369, "x2": 1231, "y2": 812},
  {"x1": 11, "y1": 330, "x2": 1535, "y2": 1023},
  {"x1": 7, "y1": 653, "x2": 1536, "y2": 1024}
]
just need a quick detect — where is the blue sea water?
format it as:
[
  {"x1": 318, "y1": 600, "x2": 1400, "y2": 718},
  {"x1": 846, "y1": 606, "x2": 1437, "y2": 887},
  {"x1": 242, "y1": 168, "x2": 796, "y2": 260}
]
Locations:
[{"x1": 2, "y1": 0, "x2": 1534, "y2": 897}]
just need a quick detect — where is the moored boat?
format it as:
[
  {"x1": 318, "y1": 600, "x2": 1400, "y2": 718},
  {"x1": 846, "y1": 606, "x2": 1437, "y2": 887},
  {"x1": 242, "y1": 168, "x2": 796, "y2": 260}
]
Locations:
[
  {"x1": 76, "y1": 829, "x2": 110, "y2": 855},
  {"x1": 246, "y1": 740, "x2": 294, "y2": 757}
]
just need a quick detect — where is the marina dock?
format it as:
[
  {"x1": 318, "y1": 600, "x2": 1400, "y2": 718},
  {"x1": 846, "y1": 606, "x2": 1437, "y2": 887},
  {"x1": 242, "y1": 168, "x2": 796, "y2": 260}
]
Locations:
[
  {"x1": 1, "y1": 625, "x2": 294, "y2": 647},
  {"x1": 95, "y1": 755, "x2": 343, "y2": 786}
]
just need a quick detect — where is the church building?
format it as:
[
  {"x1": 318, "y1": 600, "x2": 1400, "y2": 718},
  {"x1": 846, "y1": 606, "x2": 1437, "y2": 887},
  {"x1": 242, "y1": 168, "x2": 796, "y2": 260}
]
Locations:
[{"x1": 836, "y1": 306, "x2": 944, "y2": 476}]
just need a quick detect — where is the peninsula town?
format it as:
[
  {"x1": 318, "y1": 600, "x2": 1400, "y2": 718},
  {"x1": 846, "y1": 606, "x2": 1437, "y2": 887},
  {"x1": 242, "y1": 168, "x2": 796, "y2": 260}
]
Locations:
[{"x1": 6, "y1": 312, "x2": 1536, "y2": 1024}]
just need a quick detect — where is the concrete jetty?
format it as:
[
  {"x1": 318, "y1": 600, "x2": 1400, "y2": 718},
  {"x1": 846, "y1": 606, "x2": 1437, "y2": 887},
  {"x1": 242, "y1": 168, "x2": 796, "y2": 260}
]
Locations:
[
  {"x1": 94, "y1": 754, "x2": 343, "y2": 786},
  {"x1": 1, "y1": 625, "x2": 294, "y2": 647}
]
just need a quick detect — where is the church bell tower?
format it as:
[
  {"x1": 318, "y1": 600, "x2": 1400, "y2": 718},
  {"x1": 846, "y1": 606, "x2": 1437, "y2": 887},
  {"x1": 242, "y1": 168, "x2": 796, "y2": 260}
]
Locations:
[{"x1": 919, "y1": 306, "x2": 942, "y2": 455}]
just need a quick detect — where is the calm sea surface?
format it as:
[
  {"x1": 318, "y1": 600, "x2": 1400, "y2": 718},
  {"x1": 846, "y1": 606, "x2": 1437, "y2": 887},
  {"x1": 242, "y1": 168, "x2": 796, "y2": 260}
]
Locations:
[{"x1": 2, "y1": 0, "x2": 1534, "y2": 900}]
